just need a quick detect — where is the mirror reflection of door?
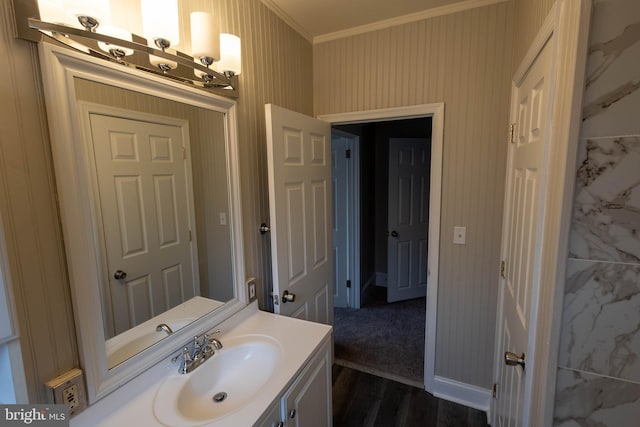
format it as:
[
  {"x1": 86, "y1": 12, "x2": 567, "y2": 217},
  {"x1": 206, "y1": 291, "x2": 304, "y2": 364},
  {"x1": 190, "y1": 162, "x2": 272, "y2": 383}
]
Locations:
[
  {"x1": 387, "y1": 138, "x2": 429, "y2": 303},
  {"x1": 88, "y1": 113, "x2": 198, "y2": 337}
]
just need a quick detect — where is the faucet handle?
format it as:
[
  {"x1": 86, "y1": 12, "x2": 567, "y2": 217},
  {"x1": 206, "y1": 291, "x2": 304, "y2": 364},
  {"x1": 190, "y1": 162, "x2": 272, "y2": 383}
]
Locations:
[{"x1": 177, "y1": 347, "x2": 191, "y2": 374}]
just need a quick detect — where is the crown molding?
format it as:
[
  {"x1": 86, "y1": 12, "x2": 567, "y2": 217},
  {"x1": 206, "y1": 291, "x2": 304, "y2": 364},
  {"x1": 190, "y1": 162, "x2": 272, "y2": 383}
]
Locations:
[
  {"x1": 259, "y1": 0, "x2": 314, "y2": 43},
  {"x1": 313, "y1": 0, "x2": 509, "y2": 44}
]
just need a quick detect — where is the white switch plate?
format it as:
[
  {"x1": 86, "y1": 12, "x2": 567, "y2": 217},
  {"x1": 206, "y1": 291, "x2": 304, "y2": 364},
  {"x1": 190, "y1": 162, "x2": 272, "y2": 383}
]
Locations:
[
  {"x1": 219, "y1": 212, "x2": 227, "y2": 225},
  {"x1": 453, "y1": 226, "x2": 466, "y2": 244}
]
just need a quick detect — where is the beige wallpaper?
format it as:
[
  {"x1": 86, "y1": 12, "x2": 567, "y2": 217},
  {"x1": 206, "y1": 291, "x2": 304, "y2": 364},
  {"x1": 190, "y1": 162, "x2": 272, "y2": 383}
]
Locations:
[
  {"x1": 0, "y1": 0, "x2": 313, "y2": 402},
  {"x1": 512, "y1": 0, "x2": 556, "y2": 72},
  {"x1": 314, "y1": 2, "x2": 515, "y2": 388}
]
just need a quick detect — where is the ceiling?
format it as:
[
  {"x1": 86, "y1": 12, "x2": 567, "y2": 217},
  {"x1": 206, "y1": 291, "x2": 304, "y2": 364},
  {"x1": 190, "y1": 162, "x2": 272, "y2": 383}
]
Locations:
[{"x1": 260, "y1": 0, "x2": 480, "y2": 41}]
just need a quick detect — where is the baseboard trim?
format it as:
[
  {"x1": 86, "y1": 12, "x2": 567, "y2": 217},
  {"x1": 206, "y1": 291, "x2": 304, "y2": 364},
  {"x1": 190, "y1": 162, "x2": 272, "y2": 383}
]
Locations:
[{"x1": 432, "y1": 375, "x2": 491, "y2": 414}]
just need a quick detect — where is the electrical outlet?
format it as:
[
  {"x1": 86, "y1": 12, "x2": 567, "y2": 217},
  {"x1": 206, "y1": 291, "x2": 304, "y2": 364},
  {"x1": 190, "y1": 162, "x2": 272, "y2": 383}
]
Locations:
[
  {"x1": 45, "y1": 368, "x2": 87, "y2": 416},
  {"x1": 62, "y1": 384, "x2": 79, "y2": 411}
]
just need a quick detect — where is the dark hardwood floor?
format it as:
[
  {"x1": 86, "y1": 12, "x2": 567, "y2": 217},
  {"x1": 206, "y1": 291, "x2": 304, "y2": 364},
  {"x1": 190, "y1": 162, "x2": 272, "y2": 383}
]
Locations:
[{"x1": 333, "y1": 365, "x2": 489, "y2": 427}]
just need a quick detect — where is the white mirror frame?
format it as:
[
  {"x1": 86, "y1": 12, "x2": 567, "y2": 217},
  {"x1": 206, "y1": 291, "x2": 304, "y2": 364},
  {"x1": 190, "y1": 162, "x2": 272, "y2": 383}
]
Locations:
[{"x1": 38, "y1": 42, "x2": 246, "y2": 404}]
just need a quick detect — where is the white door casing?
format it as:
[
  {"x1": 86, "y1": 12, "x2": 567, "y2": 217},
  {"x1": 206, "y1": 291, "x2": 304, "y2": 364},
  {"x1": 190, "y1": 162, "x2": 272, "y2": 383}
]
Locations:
[
  {"x1": 265, "y1": 104, "x2": 333, "y2": 324},
  {"x1": 387, "y1": 138, "x2": 430, "y2": 303},
  {"x1": 87, "y1": 111, "x2": 198, "y2": 336},
  {"x1": 332, "y1": 131, "x2": 354, "y2": 308},
  {"x1": 493, "y1": 36, "x2": 554, "y2": 426}
]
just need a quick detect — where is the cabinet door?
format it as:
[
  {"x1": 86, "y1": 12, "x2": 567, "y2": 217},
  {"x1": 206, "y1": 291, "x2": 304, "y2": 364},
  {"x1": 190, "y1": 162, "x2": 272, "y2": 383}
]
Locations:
[
  {"x1": 255, "y1": 400, "x2": 283, "y2": 427},
  {"x1": 283, "y1": 344, "x2": 332, "y2": 427}
]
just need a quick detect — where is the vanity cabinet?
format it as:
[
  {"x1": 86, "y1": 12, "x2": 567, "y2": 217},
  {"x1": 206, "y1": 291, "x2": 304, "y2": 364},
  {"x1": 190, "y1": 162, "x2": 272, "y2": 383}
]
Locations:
[{"x1": 257, "y1": 338, "x2": 332, "y2": 427}]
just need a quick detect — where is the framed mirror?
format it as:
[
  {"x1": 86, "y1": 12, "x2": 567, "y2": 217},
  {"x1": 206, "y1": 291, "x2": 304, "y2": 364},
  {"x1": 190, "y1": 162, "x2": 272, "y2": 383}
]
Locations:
[{"x1": 38, "y1": 42, "x2": 246, "y2": 403}]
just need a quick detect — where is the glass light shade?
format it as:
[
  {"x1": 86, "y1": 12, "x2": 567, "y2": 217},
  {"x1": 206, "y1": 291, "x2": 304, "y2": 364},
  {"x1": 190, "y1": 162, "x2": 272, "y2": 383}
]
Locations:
[
  {"x1": 217, "y1": 33, "x2": 241, "y2": 76},
  {"x1": 97, "y1": 26, "x2": 134, "y2": 57},
  {"x1": 141, "y1": 0, "x2": 180, "y2": 47},
  {"x1": 65, "y1": 0, "x2": 111, "y2": 24},
  {"x1": 37, "y1": 0, "x2": 76, "y2": 26},
  {"x1": 190, "y1": 12, "x2": 220, "y2": 61}
]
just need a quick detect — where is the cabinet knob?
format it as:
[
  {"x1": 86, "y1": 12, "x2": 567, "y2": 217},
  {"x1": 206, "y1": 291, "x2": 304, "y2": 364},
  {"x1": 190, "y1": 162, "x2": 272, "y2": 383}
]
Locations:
[{"x1": 288, "y1": 409, "x2": 296, "y2": 419}]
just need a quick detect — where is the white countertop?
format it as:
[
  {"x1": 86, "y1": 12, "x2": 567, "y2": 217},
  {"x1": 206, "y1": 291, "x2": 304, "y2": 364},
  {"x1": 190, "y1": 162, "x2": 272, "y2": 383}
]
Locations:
[{"x1": 71, "y1": 304, "x2": 332, "y2": 427}]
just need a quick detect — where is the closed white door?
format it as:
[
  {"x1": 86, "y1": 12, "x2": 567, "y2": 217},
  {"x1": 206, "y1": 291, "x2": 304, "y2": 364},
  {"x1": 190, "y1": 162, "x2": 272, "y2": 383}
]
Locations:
[
  {"x1": 493, "y1": 37, "x2": 553, "y2": 426},
  {"x1": 90, "y1": 113, "x2": 197, "y2": 336},
  {"x1": 387, "y1": 138, "x2": 429, "y2": 303},
  {"x1": 332, "y1": 132, "x2": 352, "y2": 308},
  {"x1": 265, "y1": 104, "x2": 333, "y2": 324}
]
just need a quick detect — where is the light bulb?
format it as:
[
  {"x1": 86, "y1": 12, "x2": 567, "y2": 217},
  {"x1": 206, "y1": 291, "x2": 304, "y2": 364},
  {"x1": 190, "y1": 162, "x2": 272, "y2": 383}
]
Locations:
[
  {"x1": 217, "y1": 33, "x2": 241, "y2": 76},
  {"x1": 190, "y1": 12, "x2": 220, "y2": 62},
  {"x1": 97, "y1": 26, "x2": 134, "y2": 57},
  {"x1": 141, "y1": 0, "x2": 180, "y2": 47}
]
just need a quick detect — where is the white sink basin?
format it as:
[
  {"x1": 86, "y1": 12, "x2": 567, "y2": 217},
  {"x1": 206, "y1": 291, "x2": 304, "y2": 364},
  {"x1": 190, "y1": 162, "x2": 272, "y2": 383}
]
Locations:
[{"x1": 153, "y1": 334, "x2": 282, "y2": 426}]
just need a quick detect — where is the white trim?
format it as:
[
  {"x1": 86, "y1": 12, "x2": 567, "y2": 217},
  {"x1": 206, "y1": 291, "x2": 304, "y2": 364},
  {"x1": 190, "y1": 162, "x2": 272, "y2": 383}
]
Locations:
[
  {"x1": 318, "y1": 103, "x2": 444, "y2": 396},
  {"x1": 259, "y1": 0, "x2": 314, "y2": 43},
  {"x1": 331, "y1": 129, "x2": 361, "y2": 309},
  {"x1": 534, "y1": 1, "x2": 592, "y2": 424},
  {"x1": 313, "y1": 0, "x2": 509, "y2": 44},
  {"x1": 38, "y1": 43, "x2": 246, "y2": 404},
  {"x1": 432, "y1": 375, "x2": 492, "y2": 413},
  {"x1": 490, "y1": 1, "x2": 592, "y2": 425}
]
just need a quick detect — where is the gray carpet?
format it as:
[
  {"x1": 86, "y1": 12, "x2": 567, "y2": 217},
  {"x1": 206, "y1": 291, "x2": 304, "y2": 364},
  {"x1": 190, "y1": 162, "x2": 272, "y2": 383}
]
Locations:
[{"x1": 333, "y1": 286, "x2": 426, "y2": 384}]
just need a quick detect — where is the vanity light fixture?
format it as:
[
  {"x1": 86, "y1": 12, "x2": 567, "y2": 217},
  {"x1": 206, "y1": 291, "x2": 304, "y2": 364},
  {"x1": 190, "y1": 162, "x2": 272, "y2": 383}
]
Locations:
[{"x1": 13, "y1": 0, "x2": 240, "y2": 99}]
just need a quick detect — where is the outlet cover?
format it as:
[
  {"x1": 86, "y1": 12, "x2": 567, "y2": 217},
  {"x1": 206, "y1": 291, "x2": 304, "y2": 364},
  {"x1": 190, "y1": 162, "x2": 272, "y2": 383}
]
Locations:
[{"x1": 45, "y1": 368, "x2": 87, "y2": 416}]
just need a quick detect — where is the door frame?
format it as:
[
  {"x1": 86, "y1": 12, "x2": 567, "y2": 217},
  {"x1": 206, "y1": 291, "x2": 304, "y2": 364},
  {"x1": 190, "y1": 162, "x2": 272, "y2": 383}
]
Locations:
[
  {"x1": 331, "y1": 129, "x2": 360, "y2": 309},
  {"x1": 319, "y1": 103, "x2": 443, "y2": 392},
  {"x1": 490, "y1": 0, "x2": 591, "y2": 424}
]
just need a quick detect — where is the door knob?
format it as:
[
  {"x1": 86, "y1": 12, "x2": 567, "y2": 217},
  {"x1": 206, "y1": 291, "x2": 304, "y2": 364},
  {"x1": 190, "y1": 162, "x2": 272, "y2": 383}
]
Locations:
[
  {"x1": 390, "y1": 230, "x2": 399, "y2": 237},
  {"x1": 113, "y1": 270, "x2": 127, "y2": 280},
  {"x1": 259, "y1": 223, "x2": 271, "y2": 234},
  {"x1": 504, "y1": 351, "x2": 526, "y2": 370},
  {"x1": 282, "y1": 290, "x2": 296, "y2": 303}
]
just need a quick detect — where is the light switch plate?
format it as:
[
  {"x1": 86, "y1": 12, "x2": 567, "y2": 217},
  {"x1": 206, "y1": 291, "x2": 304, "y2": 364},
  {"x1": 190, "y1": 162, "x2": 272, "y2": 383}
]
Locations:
[{"x1": 453, "y1": 226, "x2": 466, "y2": 244}]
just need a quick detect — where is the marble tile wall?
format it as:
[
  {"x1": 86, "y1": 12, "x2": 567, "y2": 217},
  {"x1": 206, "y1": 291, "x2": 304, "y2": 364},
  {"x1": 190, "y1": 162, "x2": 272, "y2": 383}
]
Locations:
[{"x1": 554, "y1": 0, "x2": 640, "y2": 425}]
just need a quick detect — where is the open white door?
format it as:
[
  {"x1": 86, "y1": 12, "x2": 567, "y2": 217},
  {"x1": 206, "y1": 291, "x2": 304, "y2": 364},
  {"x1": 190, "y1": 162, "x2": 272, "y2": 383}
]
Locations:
[
  {"x1": 265, "y1": 104, "x2": 333, "y2": 324},
  {"x1": 387, "y1": 138, "x2": 429, "y2": 303},
  {"x1": 493, "y1": 36, "x2": 554, "y2": 425}
]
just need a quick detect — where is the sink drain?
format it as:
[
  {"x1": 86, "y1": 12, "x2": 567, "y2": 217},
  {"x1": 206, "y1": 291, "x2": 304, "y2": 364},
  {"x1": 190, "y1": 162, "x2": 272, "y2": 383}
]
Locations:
[{"x1": 213, "y1": 392, "x2": 228, "y2": 403}]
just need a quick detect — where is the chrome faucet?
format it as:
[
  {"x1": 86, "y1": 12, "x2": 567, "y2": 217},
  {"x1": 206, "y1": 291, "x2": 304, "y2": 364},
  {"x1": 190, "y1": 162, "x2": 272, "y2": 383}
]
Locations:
[
  {"x1": 175, "y1": 331, "x2": 223, "y2": 374},
  {"x1": 156, "y1": 323, "x2": 173, "y2": 336}
]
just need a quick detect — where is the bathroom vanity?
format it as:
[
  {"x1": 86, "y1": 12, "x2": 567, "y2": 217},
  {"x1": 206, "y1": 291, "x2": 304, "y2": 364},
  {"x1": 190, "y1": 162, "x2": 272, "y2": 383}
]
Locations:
[{"x1": 71, "y1": 302, "x2": 332, "y2": 426}]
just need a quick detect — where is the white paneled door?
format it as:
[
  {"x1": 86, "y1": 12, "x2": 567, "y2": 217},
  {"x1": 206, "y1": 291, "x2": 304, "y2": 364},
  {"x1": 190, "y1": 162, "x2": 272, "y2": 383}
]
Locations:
[
  {"x1": 89, "y1": 113, "x2": 197, "y2": 336},
  {"x1": 387, "y1": 138, "x2": 429, "y2": 303},
  {"x1": 265, "y1": 104, "x2": 333, "y2": 324},
  {"x1": 493, "y1": 36, "x2": 553, "y2": 426}
]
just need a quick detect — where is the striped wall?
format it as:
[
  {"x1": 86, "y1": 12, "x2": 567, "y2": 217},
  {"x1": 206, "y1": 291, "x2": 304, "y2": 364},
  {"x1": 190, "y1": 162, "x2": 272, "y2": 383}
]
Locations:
[
  {"x1": 0, "y1": 1, "x2": 78, "y2": 402},
  {"x1": 0, "y1": 0, "x2": 313, "y2": 402},
  {"x1": 314, "y1": 2, "x2": 515, "y2": 389},
  {"x1": 512, "y1": 0, "x2": 555, "y2": 72}
]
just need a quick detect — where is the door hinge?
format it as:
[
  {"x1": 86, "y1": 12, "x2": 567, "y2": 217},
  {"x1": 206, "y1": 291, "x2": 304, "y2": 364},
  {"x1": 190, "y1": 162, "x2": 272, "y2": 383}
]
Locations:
[
  {"x1": 346, "y1": 280, "x2": 351, "y2": 288},
  {"x1": 346, "y1": 149, "x2": 351, "y2": 159},
  {"x1": 182, "y1": 147, "x2": 187, "y2": 160},
  {"x1": 500, "y1": 260, "x2": 506, "y2": 278},
  {"x1": 493, "y1": 382, "x2": 498, "y2": 398},
  {"x1": 509, "y1": 124, "x2": 515, "y2": 144},
  {"x1": 188, "y1": 230, "x2": 192, "y2": 241}
]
